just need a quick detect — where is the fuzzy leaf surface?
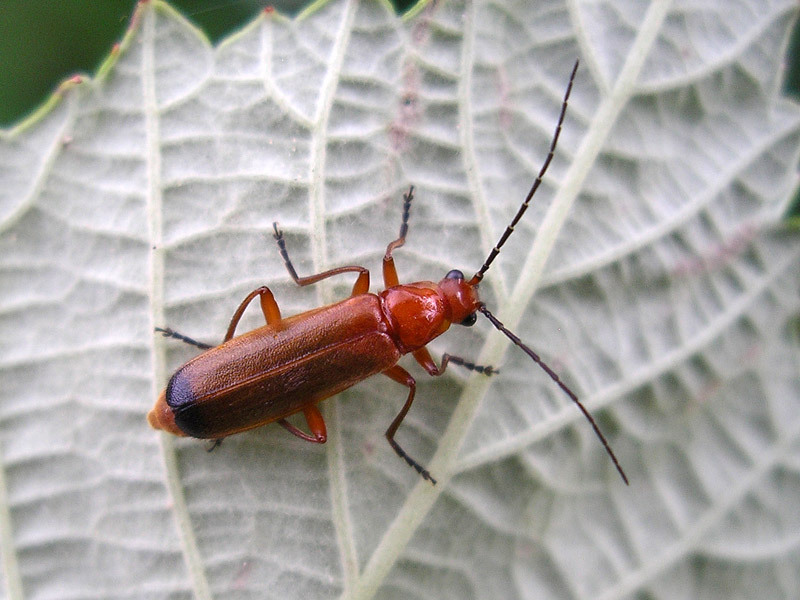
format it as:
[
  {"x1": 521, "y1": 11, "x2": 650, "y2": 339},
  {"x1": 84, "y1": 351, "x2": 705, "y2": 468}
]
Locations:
[{"x1": 1, "y1": 1, "x2": 799, "y2": 599}]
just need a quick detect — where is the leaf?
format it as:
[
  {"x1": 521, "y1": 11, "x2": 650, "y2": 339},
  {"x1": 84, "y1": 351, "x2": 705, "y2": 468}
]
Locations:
[{"x1": 1, "y1": 0, "x2": 799, "y2": 598}]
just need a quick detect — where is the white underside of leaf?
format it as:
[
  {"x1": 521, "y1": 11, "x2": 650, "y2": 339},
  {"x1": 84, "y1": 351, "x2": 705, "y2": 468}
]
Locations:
[{"x1": 1, "y1": 1, "x2": 799, "y2": 599}]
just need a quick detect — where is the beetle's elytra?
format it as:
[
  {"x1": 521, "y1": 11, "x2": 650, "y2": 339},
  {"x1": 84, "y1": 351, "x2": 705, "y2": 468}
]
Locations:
[{"x1": 148, "y1": 60, "x2": 628, "y2": 486}]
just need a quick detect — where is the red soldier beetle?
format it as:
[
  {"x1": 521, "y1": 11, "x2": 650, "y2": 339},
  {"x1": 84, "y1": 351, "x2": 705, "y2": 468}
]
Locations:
[{"x1": 148, "y1": 60, "x2": 629, "y2": 486}]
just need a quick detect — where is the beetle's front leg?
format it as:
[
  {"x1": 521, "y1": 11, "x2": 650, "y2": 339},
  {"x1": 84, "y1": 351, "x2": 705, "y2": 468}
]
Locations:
[{"x1": 411, "y1": 347, "x2": 497, "y2": 377}]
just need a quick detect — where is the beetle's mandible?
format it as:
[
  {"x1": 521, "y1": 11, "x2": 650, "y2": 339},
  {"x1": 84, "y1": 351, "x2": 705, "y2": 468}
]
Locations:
[{"x1": 148, "y1": 60, "x2": 628, "y2": 486}]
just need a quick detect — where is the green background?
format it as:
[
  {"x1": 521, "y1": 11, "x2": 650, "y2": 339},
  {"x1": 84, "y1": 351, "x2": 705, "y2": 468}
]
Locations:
[{"x1": 0, "y1": 0, "x2": 417, "y2": 127}]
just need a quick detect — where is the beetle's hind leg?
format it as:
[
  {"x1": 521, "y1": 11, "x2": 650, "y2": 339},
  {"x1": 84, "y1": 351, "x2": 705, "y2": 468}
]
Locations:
[
  {"x1": 224, "y1": 286, "x2": 282, "y2": 342},
  {"x1": 272, "y1": 224, "x2": 370, "y2": 296},
  {"x1": 206, "y1": 439, "x2": 223, "y2": 452},
  {"x1": 278, "y1": 405, "x2": 327, "y2": 443},
  {"x1": 155, "y1": 327, "x2": 213, "y2": 350},
  {"x1": 158, "y1": 286, "x2": 284, "y2": 348},
  {"x1": 383, "y1": 364, "x2": 436, "y2": 485},
  {"x1": 157, "y1": 286, "x2": 280, "y2": 348}
]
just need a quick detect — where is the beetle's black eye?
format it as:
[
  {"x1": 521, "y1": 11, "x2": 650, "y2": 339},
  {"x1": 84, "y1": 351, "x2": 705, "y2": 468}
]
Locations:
[
  {"x1": 446, "y1": 269, "x2": 464, "y2": 280},
  {"x1": 460, "y1": 312, "x2": 477, "y2": 327}
]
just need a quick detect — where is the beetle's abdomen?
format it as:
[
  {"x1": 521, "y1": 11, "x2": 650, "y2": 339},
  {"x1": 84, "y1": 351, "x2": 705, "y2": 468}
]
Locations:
[{"x1": 165, "y1": 294, "x2": 400, "y2": 439}]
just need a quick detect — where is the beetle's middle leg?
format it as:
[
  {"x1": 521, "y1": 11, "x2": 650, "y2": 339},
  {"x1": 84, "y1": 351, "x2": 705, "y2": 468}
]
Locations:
[
  {"x1": 273, "y1": 224, "x2": 370, "y2": 296},
  {"x1": 382, "y1": 364, "x2": 436, "y2": 484},
  {"x1": 383, "y1": 186, "x2": 414, "y2": 288}
]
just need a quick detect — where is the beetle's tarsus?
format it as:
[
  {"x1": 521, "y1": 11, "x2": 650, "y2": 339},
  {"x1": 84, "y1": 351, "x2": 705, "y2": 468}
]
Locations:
[
  {"x1": 155, "y1": 327, "x2": 214, "y2": 350},
  {"x1": 388, "y1": 438, "x2": 436, "y2": 485},
  {"x1": 441, "y1": 353, "x2": 497, "y2": 376}
]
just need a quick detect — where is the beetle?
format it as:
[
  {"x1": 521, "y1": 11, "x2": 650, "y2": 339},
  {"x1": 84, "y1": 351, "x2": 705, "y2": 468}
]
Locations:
[{"x1": 148, "y1": 60, "x2": 628, "y2": 485}]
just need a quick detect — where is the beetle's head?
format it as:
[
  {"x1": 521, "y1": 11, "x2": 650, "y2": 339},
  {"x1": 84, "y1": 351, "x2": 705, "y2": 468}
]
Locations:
[{"x1": 438, "y1": 269, "x2": 481, "y2": 327}]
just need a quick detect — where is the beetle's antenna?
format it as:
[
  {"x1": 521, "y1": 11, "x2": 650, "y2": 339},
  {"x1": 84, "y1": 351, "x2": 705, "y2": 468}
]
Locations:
[
  {"x1": 478, "y1": 304, "x2": 629, "y2": 485},
  {"x1": 469, "y1": 60, "x2": 578, "y2": 286}
]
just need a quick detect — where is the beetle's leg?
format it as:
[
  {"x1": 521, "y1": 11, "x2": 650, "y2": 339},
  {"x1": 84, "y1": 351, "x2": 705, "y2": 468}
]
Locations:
[
  {"x1": 441, "y1": 354, "x2": 498, "y2": 375},
  {"x1": 206, "y1": 439, "x2": 223, "y2": 452},
  {"x1": 383, "y1": 186, "x2": 414, "y2": 288},
  {"x1": 273, "y1": 224, "x2": 370, "y2": 296},
  {"x1": 155, "y1": 327, "x2": 213, "y2": 350},
  {"x1": 412, "y1": 347, "x2": 497, "y2": 376},
  {"x1": 224, "y1": 286, "x2": 281, "y2": 342},
  {"x1": 278, "y1": 405, "x2": 327, "y2": 443},
  {"x1": 383, "y1": 364, "x2": 436, "y2": 484}
]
